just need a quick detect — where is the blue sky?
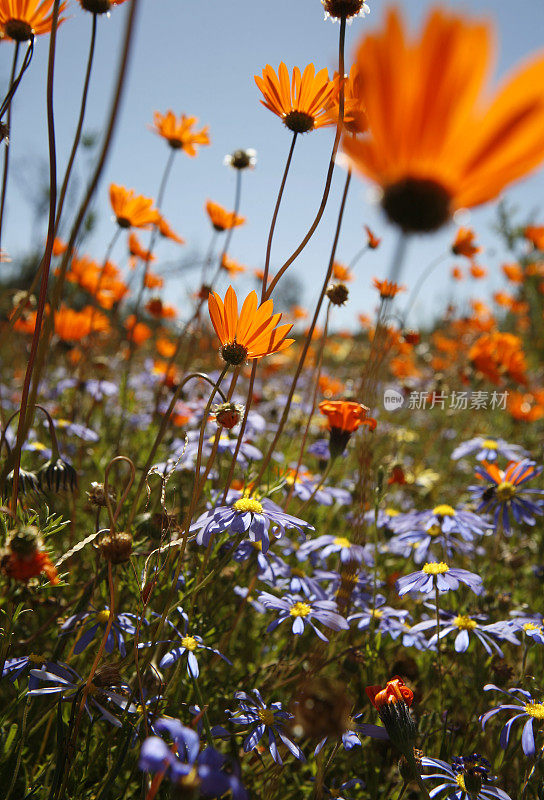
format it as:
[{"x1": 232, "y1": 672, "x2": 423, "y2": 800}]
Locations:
[{"x1": 2, "y1": 0, "x2": 544, "y2": 328}]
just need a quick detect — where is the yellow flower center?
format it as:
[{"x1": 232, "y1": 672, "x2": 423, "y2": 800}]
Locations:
[
  {"x1": 428, "y1": 524, "x2": 441, "y2": 537},
  {"x1": 496, "y1": 481, "x2": 516, "y2": 500},
  {"x1": 28, "y1": 654, "x2": 46, "y2": 665},
  {"x1": 432, "y1": 504, "x2": 455, "y2": 517},
  {"x1": 525, "y1": 702, "x2": 544, "y2": 719},
  {"x1": 454, "y1": 615, "x2": 478, "y2": 630},
  {"x1": 370, "y1": 609, "x2": 383, "y2": 619},
  {"x1": 258, "y1": 708, "x2": 276, "y2": 726},
  {"x1": 290, "y1": 602, "x2": 311, "y2": 618},
  {"x1": 385, "y1": 508, "x2": 399, "y2": 517},
  {"x1": 334, "y1": 537, "x2": 351, "y2": 548},
  {"x1": 482, "y1": 439, "x2": 498, "y2": 449},
  {"x1": 97, "y1": 610, "x2": 111, "y2": 624},
  {"x1": 456, "y1": 775, "x2": 467, "y2": 792},
  {"x1": 422, "y1": 562, "x2": 450, "y2": 575},
  {"x1": 181, "y1": 636, "x2": 198, "y2": 652},
  {"x1": 233, "y1": 498, "x2": 264, "y2": 514},
  {"x1": 291, "y1": 567, "x2": 305, "y2": 577},
  {"x1": 524, "y1": 622, "x2": 539, "y2": 632}
]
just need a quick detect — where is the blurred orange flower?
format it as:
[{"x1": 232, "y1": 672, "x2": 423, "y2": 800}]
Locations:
[
  {"x1": 325, "y1": 65, "x2": 367, "y2": 134},
  {"x1": 221, "y1": 254, "x2": 246, "y2": 276},
  {"x1": 332, "y1": 262, "x2": 353, "y2": 282},
  {"x1": 524, "y1": 225, "x2": 544, "y2": 250},
  {"x1": 507, "y1": 390, "x2": 544, "y2": 422},
  {"x1": 364, "y1": 225, "x2": 381, "y2": 249},
  {"x1": 146, "y1": 298, "x2": 177, "y2": 319},
  {"x1": 125, "y1": 315, "x2": 152, "y2": 345},
  {"x1": 343, "y1": 8, "x2": 544, "y2": 233},
  {"x1": 109, "y1": 184, "x2": 160, "y2": 230},
  {"x1": 128, "y1": 232, "x2": 156, "y2": 268},
  {"x1": 255, "y1": 63, "x2": 335, "y2": 134},
  {"x1": 206, "y1": 201, "x2": 245, "y2": 232},
  {"x1": 373, "y1": 278, "x2": 405, "y2": 298},
  {"x1": 469, "y1": 263, "x2": 487, "y2": 279},
  {"x1": 156, "y1": 215, "x2": 185, "y2": 245},
  {"x1": 0, "y1": 0, "x2": 67, "y2": 41},
  {"x1": 54, "y1": 306, "x2": 110, "y2": 341},
  {"x1": 151, "y1": 111, "x2": 210, "y2": 155},
  {"x1": 452, "y1": 228, "x2": 481, "y2": 259},
  {"x1": 144, "y1": 271, "x2": 164, "y2": 289},
  {"x1": 451, "y1": 266, "x2": 464, "y2": 281},
  {"x1": 502, "y1": 263, "x2": 524, "y2": 283},
  {"x1": 469, "y1": 331, "x2": 527, "y2": 385}
]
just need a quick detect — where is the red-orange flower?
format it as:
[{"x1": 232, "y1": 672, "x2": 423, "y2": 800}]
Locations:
[
  {"x1": 206, "y1": 201, "x2": 246, "y2": 233},
  {"x1": 451, "y1": 266, "x2": 464, "y2": 281},
  {"x1": 319, "y1": 400, "x2": 377, "y2": 434},
  {"x1": 0, "y1": 0, "x2": 67, "y2": 41},
  {"x1": 109, "y1": 184, "x2": 160, "y2": 230},
  {"x1": 145, "y1": 298, "x2": 177, "y2": 319},
  {"x1": 255, "y1": 63, "x2": 336, "y2": 134},
  {"x1": 373, "y1": 278, "x2": 405, "y2": 299},
  {"x1": 343, "y1": 8, "x2": 544, "y2": 233},
  {"x1": 151, "y1": 111, "x2": 210, "y2": 155},
  {"x1": 208, "y1": 286, "x2": 294, "y2": 366},
  {"x1": 365, "y1": 225, "x2": 381, "y2": 249},
  {"x1": 452, "y1": 228, "x2": 481, "y2": 259},
  {"x1": 2, "y1": 549, "x2": 58, "y2": 584},
  {"x1": 469, "y1": 331, "x2": 527, "y2": 385},
  {"x1": 125, "y1": 315, "x2": 152, "y2": 345},
  {"x1": 128, "y1": 232, "x2": 156, "y2": 268},
  {"x1": 502, "y1": 263, "x2": 524, "y2": 283},
  {"x1": 366, "y1": 677, "x2": 414, "y2": 709}
]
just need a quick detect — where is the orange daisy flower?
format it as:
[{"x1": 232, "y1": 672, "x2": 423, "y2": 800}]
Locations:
[
  {"x1": 128, "y1": 232, "x2": 156, "y2": 268},
  {"x1": 54, "y1": 306, "x2": 110, "y2": 342},
  {"x1": 343, "y1": 8, "x2": 544, "y2": 233},
  {"x1": 206, "y1": 201, "x2": 246, "y2": 232},
  {"x1": 332, "y1": 262, "x2": 353, "y2": 282},
  {"x1": 291, "y1": 305, "x2": 308, "y2": 320},
  {"x1": 0, "y1": 0, "x2": 67, "y2": 41},
  {"x1": 156, "y1": 336, "x2": 177, "y2": 358},
  {"x1": 365, "y1": 225, "x2": 381, "y2": 249},
  {"x1": 493, "y1": 291, "x2": 514, "y2": 308},
  {"x1": 221, "y1": 254, "x2": 246, "y2": 276},
  {"x1": 109, "y1": 184, "x2": 160, "y2": 230},
  {"x1": 79, "y1": 0, "x2": 128, "y2": 14},
  {"x1": 157, "y1": 214, "x2": 185, "y2": 245},
  {"x1": 255, "y1": 63, "x2": 336, "y2": 134},
  {"x1": 208, "y1": 285, "x2": 294, "y2": 366},
  {"x1": 325, "y1": 65, "x2": 368, "y2": 134},
  {"x1": 452, "y1": 228, "x2": 481, "y2": 259},
  {"x1": 52, "y1": 237, "x2": 67, "y2": 256},
  {"x1": 373, "y1": 278, "x2": 405, "y2": 299},
  {"x1": 507, "y1": 391, "x2": 544, "y2": 422},
  {"x1": 151, "y1": 111, "x2": 210, "y2": 156}
]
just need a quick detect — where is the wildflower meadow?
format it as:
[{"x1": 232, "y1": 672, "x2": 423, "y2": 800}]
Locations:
[{"x1": 2, "y1": 1, "x2": 544, "y2": 798}]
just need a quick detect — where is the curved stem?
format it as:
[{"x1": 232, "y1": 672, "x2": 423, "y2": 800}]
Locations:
[
  {"x1": 53, "y1": 12, "x2": 97, "y2": 237},
  {"x1": 260, "y1": 132, "x2": 297, "y2": 300},
  {"x1": 0, "y1": 37, "x2": 33, "y2": 122},
  {"x1": 10, "y1": 1, "x2": 61, "y2": 511},
  {"x1": 0, "y1": 42, "x2": 20, "y2": 255},
  {"x1": 253, "y1": 170, "x2": 352, "y2": 487},
  {"x1": 264, "y1": 15, "x2": 346, "y2": 300},
  {"x1": 401, "y1": 251, "x2": 447, "y2": 326}
]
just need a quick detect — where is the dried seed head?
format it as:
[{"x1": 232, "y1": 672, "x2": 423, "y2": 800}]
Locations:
[
  {"x1": 213, "y1": 402, "x2": 244, "y2": 430},
  {"x1": 7, "y1": 525, "x2": 42, "y2": 558},
  {"x1": 326, "y1": 282, "x2": 349, "y2": 306},
  {"x1": 87, "y1": 481, "x2": 116, "y2": 508},
  {"x1": 98, "y1": 531, "x2": 133, "y2": 564}
]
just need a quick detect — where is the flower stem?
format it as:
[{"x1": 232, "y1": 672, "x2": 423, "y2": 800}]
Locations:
[
  {"x1": 0, "y1": 42, "x2": 20, "y2": 255},
  {"x1": 434, "y1": 583, "x2": 443, "y2": 707}
]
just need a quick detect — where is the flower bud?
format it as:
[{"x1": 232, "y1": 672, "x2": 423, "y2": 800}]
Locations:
[
  {"x1": 98, "y1": 531, "x2": 133, "y2": 564},
  {"x1": 213, "y1": 402, "x2": 244, "y2": 430},
  {"x1": 326, "y1": 283, "x2": 349, "y2": 306}
]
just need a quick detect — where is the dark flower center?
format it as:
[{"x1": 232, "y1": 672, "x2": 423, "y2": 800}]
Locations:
[
  {"x1": 382, "y1": 177, "x2": 452, "y2": 233},
  {"x1": 283, "y1": 111, "x2": 315, "y2": 134},
  {"x1": 221, "y1": 341, "x2": 248, "y2": 366},
  {"x1": 80, "y1": 0, "x2": 112, "y2": 12},
  {"x1": 116, "y1": 216, "x2": 131, "y2": 229},
  {"x1": 322, "y1": 0, "x2": 365, "y2": 19},
  {"x1": 5, "y1": 19, "x2": 34, "y2": 41}
]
